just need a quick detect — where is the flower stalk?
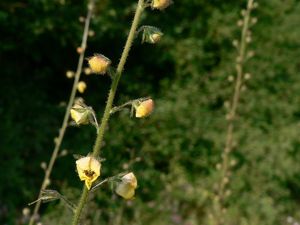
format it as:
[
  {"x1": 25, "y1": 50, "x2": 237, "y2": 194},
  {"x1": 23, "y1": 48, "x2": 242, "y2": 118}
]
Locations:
[
  {"x1": 28, "y1": 1, "x2": 95, "y2": 224},
  {"x1": 71, "y1": 0, "x2": 145, "y2": 224},
  {"x1": 212, "y1": 0, "x2": 256, "y2": 224}
]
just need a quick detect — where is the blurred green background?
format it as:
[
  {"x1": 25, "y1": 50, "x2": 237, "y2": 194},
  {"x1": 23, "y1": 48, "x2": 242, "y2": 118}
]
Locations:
[{"x1": 1, "y1": 0, "x2": 300, "y2": 224}]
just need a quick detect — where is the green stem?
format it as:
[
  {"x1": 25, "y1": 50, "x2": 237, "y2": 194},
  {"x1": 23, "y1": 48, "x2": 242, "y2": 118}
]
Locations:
[
  {"x1": 71, "y1": 0, "x2": 145, "y2": 224},
  {"x1": 214, "y1": 1, "x2": 254, "y2": 225},
  {"x1": 28, "y1": 2, "x2": 94, "y2": 224},
  {"x1": 218, "y1": 0, "x2": 253, "y2": 198},
  {"x1": 72, "y1": 187, "x2": 89, "y2": 224},
  {"x1": 93, "y1": 0, "x2": 144, "y2": 157}
]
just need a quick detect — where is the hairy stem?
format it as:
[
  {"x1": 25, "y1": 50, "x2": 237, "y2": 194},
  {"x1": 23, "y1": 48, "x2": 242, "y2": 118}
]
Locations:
[
  {"x1": 28, "y1": 1, "x2": 94, "y2": 224},
  {"x1": 71, "y1": 0, "x2": 145, "y2": 224},
  {"x1": 214, "y1": 0, "x2": 254, "y2": 224}
]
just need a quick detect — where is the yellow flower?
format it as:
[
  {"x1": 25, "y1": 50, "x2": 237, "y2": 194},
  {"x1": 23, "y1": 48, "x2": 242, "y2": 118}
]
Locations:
[
  {"x1": 70, "y1": 103, "x2": 90, "y2": 125},
  {"x1": 116, "y1": 172, "x2": 137, "y2": 200},
  {"x1": 77, "y1": 81, "x2": 87, "y2": 93},
  {"x1": 76, "y1": 156, "x2": 101, "y2": 190},
  {"x1": 151, "y1": 0, "x2": 172, "y2": 10},
  {"x1": 88, "y1": 54, "x2": 111, "y2": 74},
  {"x1": 135, "y1": 99, "x2": 154, "y2": 118}
]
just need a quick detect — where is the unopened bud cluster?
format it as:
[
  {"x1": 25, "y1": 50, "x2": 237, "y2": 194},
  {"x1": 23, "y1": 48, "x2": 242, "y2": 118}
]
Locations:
[{"x1": 68, "y1": 0, "x2": 170, "y2": 208}]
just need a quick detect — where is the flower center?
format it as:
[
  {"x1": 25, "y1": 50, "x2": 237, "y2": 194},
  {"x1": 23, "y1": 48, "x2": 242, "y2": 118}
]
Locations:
[{"x1": 84, "y1": 170, "x2": 95, "y2": 178}]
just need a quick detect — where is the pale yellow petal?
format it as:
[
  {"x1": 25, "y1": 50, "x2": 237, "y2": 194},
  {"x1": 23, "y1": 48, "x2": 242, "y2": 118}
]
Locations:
[
  {"x1": 122, "y1": 172, "x2": 137, "y2": 188},
  {"x1": 70, "y1": 109, "x2": 82, "y2": 124},
  {"x1": 116, "y1": 183, "x2": 135, "y2": 199},
  {"x1": 90, "y1": 157, "x2": 101, "y2": 177},
  {"x1": 85, "y1": 180, "x2": 92, "y2": 190}
]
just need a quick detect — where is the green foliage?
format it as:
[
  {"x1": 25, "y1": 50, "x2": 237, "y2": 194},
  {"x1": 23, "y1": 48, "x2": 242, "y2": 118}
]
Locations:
[{"x1": 1, "y1": 0, "x2": 300, "y2": 224}]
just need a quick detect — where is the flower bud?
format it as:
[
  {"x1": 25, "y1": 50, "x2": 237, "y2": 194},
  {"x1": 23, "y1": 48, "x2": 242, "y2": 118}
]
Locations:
[
  {"x1": 60, "y1": 149, "x2": 68, "y2": 156},
  {"x1": 246, "y1": 36, "x2": 252, "y2": 43},
  {"x1": 84, "y1": 67, "x2": 92, "y2": 75},
  {"x1": 66, "y1": 70, "x2": 75, "y2": 79},
  {"x1": 244, "y1": 73, "x2": 251, "y2": 80},
  {"x1": 70, "y1": 102, "x2": 91, "y2": 125},
  {"x1": 45, "y1": 178, "x2": 51, "y2": 187},
  {"x1": 77, "y1": 47, "x2": 84, "y2": 54},
  {"x1": 251, "y1": 17, "x2": 258, "y2": 25},
  {"x1": 228, "y1": 75, "x2": 234, "y2": 82},
  {"x1": 230, "y1": 159, "x2": 237, "y2": 167},
  {"x1": 225, "y1": 189, "x2": 232, "y2": 197},
  {"x1": 116, "y1": 172, "x2": 137, "y2": 200},
  {"x1": 241, "y1": 85, "x2": 247, "y2": 92},
  {"x1": 40, "y1": 162, "x2": 47, "y2": 170},
  {"x1": 88, "y1": 30, "x2": 95, "y2": 37},
  {"x1": 151, "y1": 0, "x2": 172, "y2": 10},
  {"x1": 223, "y1": 101, "x2": 230, "y2": 109},
  {"x1": 79, "y1": 16, "x2": 85, "y2": 23},
  {"x1": 22, "y1": 208, "x2": 30, "y2": 216},
  {"x1": 142, "y1": 26, "x2": 163, "y2": 44},
  {"x1": 232, "y1": 39, "x2": 239, "y2": 48},
  {"x1": 237, "y1": 20, "x2": 243, "y2": 27},
  {"x1": 77, "y1": 81, "x2": 87, "y2": 93},
  {"x1": 247, "y1": 51, "x2": 255, "y2": 59},
  {"x1": 70, "y1": 99, "x2": 98, "y2": 128},
  {"x1": 76, "y1": 156, "x2": 101, "y2": 190},
  {"x1": 223, "y1": 177, "x2": 229, "y2": 184},
  {"x1": 216, "y1": 163, "x2": 221, "y2": 170},
  {"x1": 53, "y1": 137, "x2": 59, "y2": 144},
  {"x1": 87, "y1": 54, "x2": 111, "y2": 74},
  {"x1": 135, "y1": 99, "x2": 154, "y2": 118}
]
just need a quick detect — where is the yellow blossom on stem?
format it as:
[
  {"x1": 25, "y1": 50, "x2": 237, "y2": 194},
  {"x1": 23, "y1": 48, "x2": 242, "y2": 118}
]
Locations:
[
  {"x1": 135, "y1": 99, "x2": 154, "y2": 118},
  {"x1": 87, "y1": 54, "x2": 111, "y2": 74},
  {"x1": 70, "y1": 103, "x2": 89, "y2": 125},
  {"x1": 76, "y1": 156, "x2": 101, "y2": 190},
  {"x1": 116, "y1": 172, "x2": 137, "y2": 200},
  {"x1": 151, "y1": 0, "x2": 172, "y2": 10},
  {"x1": 77, "y1": 81, "x2": 87, "y2": 93}
]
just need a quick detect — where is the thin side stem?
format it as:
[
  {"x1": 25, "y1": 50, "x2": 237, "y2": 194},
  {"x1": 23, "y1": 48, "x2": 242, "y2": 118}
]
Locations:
[
  {"x1": 28, "y1": 2, "x2": 94, "y2": 224},
  {"x1": 214, "y1": 0, "x2": 254, "y2": 224},
  {"x1": 71, "y1": 1, "x2": 145, "y2": 224}
]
